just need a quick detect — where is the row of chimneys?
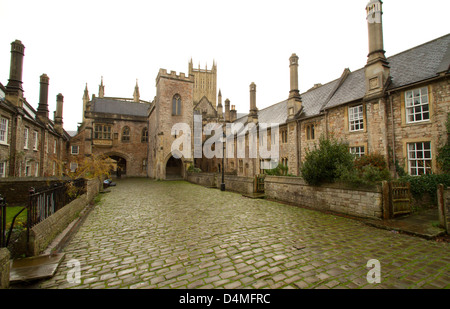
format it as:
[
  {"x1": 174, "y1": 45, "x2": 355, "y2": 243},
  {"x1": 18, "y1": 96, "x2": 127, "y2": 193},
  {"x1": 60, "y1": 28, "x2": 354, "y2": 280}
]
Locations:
[
  {"x1": 218, "y1": 0, "x2": 387, "y2": 123},
  {"x1": 5, "y1": 40, "x2": 64, "y2": 134}
]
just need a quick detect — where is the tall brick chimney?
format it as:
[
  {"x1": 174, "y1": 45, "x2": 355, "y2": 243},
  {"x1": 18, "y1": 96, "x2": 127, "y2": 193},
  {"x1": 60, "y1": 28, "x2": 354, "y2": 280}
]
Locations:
[
  {"x1": 248, "y1": 82, "x2": 258, "y2": 123},
  {"x1": 5, "y1": 40, "x2": 25, "y2": 107},
  {"x1": 37, "y1": 74, "x2": 50, "y2": 122},
  {"x1": 225, "y1": 98, "x2": 230, "y2": 122},
  {"x1": 287, "y1": 53, "x2": 302, "y2": 120},
  {"x1": 54, "y1": 93, "x2": 64, "y2": 134}
]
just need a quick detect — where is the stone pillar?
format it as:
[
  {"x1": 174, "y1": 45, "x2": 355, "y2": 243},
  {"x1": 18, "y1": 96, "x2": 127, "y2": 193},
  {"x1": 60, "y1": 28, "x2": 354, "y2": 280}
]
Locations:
[
  {"x1": 0, "y1": 248, "x2": 10, "y2": 289},
  {"x1": 230, "y1": 105, "x2": 237, "y2": 122}
]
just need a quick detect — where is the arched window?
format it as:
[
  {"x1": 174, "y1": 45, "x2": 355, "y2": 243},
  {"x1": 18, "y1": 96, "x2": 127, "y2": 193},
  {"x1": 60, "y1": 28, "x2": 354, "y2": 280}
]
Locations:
[
  {"x1": 122, "y1": 126, "x2": 130, "y2": 142},
  {"x1": 141, "y1": 127, "x2": 148, "y2": 142},
  {"x1": 172, "y1": 94, "x2": 181, "y2": 116}
]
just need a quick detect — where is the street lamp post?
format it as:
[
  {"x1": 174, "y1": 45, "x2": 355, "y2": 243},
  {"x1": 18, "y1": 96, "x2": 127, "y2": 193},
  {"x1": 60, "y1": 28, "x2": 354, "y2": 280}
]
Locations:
[{"x1": 221, "y1": 131, "x2": 226, "y2": 191}]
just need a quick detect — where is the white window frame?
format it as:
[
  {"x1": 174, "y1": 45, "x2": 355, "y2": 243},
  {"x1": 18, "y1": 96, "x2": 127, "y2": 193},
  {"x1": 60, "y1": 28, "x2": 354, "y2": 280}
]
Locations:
[
  {"x1": 33, "y1": 131, "x2": 38, "y2": 150},
  {"x1": 24, "y1": 127, "x2": 29, "y2": 149},
  {"x1": 71, "y1": 145, "x2": 79, "y2": 155},
  {"x1": 35, "y1": 162, "x2": 39, "y2": 177},
  {"x1": 0, "y1": 162, "x2": 5, "y2": 177},
  {"x1": 70, "y1": 162, "x2": 78, "y2": 173},
  {"x1": 407, "y1": 141, "x2": 432, "y2": 176},
  {"x1": 348, "y1": 105, "x2": 364, "y2": 132},
  {"x1": 350, "y1": 146, "x2": 365, "y2": 157},
  {"x1": 54, "y1": 139, "x2": 57, "y2": 154},
  {"x1": 0, "y1": 117, "x2": 9, "y2": 145},
  {"x1": 405, "y1": 87, "x2": 430, "y2": 124},
  {"x1": 25, "y1": 160, "x2": 31, "y2": 176}
]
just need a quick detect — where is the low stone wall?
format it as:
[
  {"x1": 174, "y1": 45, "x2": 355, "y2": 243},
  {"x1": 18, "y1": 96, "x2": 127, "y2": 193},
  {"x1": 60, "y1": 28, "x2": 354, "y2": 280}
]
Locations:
[
  {"x1": 0, "y1": 177, "x2": 71, "y2": 206},
  {"x1": 437, "y1": 185, "x2": 450, "y2": 233},
  {"x1": 216, "y1": 174, "x2": 254, "y2": 195},
  {"x1": 187, "y1": 173, "x2": 254, "y2": 195},
  {"x1": 0, "y1": 248, "x2": 10, "y2": 289},
  {"x1": 265, "y1": 176, "x2": 383, "y2": 219},
  {"x1": 186, "y1": 173, "x2": 216, "y2": 187},
  {"x1": 28, "y1": 177, "x2": 102, "y2": 256}
]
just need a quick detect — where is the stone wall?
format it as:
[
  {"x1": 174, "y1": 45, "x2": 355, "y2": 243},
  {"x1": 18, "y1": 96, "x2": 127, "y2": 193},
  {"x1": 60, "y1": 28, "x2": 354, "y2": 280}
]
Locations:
[
  {"x1": 0, "y1": 248, "x2": 10, "y2": 289},
  {"x1": 265, "y1": 176, "x2": 383, "y2": 219},
  {"x1": 0, "y1": 176, "x2": 70, "y2": 206},
  {"x1": 186, "y1": 172, "x2": 216, "y2": 187},
  {"x1": 27, "y1": 177, "x2": 102, "y2": 256},
  {"x1": 187, "y1": 172, "x2": 254, "y2": 195}
]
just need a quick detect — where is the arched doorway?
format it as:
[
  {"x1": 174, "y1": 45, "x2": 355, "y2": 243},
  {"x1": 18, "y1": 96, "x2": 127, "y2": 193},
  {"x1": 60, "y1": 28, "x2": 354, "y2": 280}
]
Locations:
[
  {"x1": 109, "y1": 155, "x2": 127, "y2": 177},
  {"x1": 165, "y1": 156, "x2": 182, "y2": 179}
]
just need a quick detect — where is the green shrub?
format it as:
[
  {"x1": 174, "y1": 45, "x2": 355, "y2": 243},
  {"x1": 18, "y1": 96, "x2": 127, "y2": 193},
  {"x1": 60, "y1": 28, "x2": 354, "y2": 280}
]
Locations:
[
  {"x1": 398, "y1": 173, "x2": 450, "y2": 202},
  {"x1": 300, "y1": 136, "x2": 354, "y2": 185},
  {"x1": 264, "y1": 163, "x2": 289, "y2": 176},
  {"x1": 187, "y1": 165, "x2": 202, "y2": 173}
]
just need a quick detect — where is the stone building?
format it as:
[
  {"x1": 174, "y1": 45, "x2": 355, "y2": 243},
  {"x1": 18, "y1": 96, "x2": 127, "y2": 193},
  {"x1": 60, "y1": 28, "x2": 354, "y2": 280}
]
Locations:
[
  {"x1": 3, "y1": 1, "x2": 447, "y2": 182},
  {"x1": 0, "y1": 40, "x2": 71, "y2": 178},
  {"x1": 70, "y1": 79, "x2": 150, "y2": 177}
]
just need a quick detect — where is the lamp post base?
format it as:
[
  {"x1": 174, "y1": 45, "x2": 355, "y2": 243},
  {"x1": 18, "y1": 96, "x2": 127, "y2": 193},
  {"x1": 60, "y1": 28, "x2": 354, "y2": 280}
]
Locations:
[{"x1": 220, "y1": 183, "x2": 225, "y2": 191}]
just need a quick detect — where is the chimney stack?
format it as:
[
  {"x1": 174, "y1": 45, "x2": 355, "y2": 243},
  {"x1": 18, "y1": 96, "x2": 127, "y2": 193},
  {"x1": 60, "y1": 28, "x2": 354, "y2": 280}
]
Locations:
[
  {"x1": 225, "y1": 98, "x2": 230, "y2": 122},
  {"x1": 248, "y1": 82, "x2": 258, "y2": 123},
  {"x1": 37, "y1": 74, "x2": 50, "y2": 121},
  {"x1": 230, "y1": 105, "x2": 237, "y2": 122},
  {"x1": 364, "y1": 0, "x2": 390, "y2": 99},
  {"x1": 287, "y1": 53, "x2": 302, "y2": 120},
  {"x1": 5, "y1": 40, "x2": 25, "y2": 107},
  {"x1": 55, "y1": 93, "x2": 64, "y2": 134}
]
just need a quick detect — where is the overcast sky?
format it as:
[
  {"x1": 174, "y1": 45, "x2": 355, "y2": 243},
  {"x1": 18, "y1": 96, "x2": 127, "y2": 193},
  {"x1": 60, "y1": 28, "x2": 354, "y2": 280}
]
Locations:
[{"x1": 1, "y1": 0, "x2": 449, "y2": 131}]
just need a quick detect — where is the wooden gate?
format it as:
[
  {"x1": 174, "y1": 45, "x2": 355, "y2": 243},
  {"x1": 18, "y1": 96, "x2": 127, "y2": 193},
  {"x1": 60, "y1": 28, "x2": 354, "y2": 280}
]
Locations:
[
  {"x1": 390, "y1": 181, "x2": 411, "y2": 217},
  {"x1": 255, "y1": 174, "x2": 265, "y2": 193}
]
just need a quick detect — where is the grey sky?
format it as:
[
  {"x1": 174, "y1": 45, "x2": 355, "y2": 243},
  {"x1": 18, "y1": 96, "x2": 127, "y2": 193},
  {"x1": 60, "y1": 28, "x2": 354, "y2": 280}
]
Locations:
[{"x1": 1, "y1": 0, "x2": 449, "y2": 131}]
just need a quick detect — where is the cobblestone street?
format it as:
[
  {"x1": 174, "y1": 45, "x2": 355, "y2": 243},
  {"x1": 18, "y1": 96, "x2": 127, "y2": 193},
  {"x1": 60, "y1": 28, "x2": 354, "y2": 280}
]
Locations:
[{"x1": 39, "y1": 178, "x2": 450, "y2": 289}]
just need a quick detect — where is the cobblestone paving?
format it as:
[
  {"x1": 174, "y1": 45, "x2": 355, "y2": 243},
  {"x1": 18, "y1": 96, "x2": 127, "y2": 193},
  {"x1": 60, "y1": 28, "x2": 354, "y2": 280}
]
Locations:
[{"x1": 39, "y1": 178, "x2": 450, "y2": 289}]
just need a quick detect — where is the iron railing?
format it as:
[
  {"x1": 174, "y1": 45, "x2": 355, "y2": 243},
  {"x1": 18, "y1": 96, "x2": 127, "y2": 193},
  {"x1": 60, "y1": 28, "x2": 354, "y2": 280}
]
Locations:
[
  {"x1": 0, "y1": 194, "x2": 6, "y2": 247},
  {"x1": 27, "y1": 178, "x2": 86, "y2": 231},
  {"x1": 1, "y1": 178, "x2": 87, "y2": 248}
]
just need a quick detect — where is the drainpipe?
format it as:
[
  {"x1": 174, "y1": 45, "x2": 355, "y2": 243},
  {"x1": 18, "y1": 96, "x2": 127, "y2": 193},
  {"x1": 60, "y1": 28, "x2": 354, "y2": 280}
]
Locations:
[{"x1": 389, "y1": 91, "x2": 397, "y2": 176}]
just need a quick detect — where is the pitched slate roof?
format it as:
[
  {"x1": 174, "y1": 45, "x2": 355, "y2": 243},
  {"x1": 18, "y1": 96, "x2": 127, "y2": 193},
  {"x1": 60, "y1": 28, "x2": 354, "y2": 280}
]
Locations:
[
  {"x1": 91, "y1": 98, "x2": 150, "y2": 117},
  {"x1": 235, "y1": 33, "x2": 449, "y2": 124}
]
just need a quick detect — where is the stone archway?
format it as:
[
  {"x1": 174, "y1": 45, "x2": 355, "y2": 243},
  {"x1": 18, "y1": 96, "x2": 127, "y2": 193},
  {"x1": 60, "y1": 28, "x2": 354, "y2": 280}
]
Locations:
[
  {"x1": 165, "y1": 156, "x2": 183, "y2": 180},
  {"x1": 105, "y1": 154, "x2": 127, "y2": 177}
]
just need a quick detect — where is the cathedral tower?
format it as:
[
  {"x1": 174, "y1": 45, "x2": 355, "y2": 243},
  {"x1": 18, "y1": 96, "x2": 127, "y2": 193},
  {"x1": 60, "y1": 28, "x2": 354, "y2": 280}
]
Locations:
[{"x1": 189, "y1": 59, "x2": 217, "y2": 109}]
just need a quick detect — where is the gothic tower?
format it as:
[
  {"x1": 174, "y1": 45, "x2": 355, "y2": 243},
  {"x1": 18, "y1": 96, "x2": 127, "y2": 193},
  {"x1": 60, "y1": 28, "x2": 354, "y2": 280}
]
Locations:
[{"x1": 189, "y1": 59, "x2": 217, "y2": 109}]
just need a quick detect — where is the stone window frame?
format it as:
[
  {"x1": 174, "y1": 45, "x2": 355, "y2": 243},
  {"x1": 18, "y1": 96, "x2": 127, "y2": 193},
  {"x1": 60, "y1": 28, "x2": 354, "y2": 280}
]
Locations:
[
  {"x1": 280, "y1": 127, "x2": 288, "y2": 144},
  {"x1": 349, "y1": 145, "x2": 365, "y2": 157},
  {"x1": 25, "y1": 160, "x2": 31, "y2": 177},
  {"x1": 0, "y1": 116, "x2": 9, "y2": 145},
  {"x1": 71, "y1": 145, "x2": 79, "y2": 155},
  {"x1": 404, "y1": 86, "x2": 430, "y2": 124},
  {"x1": 35, "y1": 162, "x2": 39, "y2": 177},
  {"x1": 406, "y1": 140, "x2": 433, "y2": 176},
  {"x1": 172, "y1": 94, "x2": 182, "y2": 116},
  {"x1": 141, "y1": 127, "x2": 149, "y2": 143},
  {"x1": 94, "y1": 124, "x2": 112, "y2": 140},
  {"x1": 122, "y1": 126, "x2": 131, "y2": 142},
  {"x1": 0, "y1": 161, "x2": 5, "y2": 177},
  {"x1": 348, "y1": 104, "x2": 364, "y2": 132},
  {"x1": 33, "y1": 130, "x2": 38, "y2": 151},
  {"x1": 24, "y1": 127, "x2": 29, "y2": 149},
  {"x1": 306, "y1": 123, "x2": 315, "y2": 140}
]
